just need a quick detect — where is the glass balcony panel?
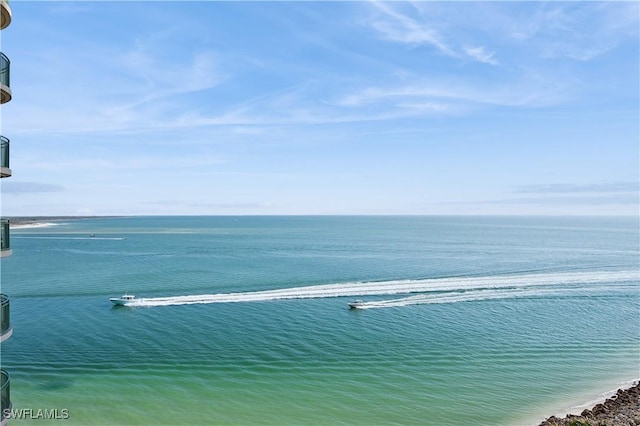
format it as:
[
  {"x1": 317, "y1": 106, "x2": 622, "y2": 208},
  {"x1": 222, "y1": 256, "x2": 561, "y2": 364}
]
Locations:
[
  {"x1": 0, "y1": 219, "x2": 10, "y2": 257},
  {"x1": 0, "y1": 369, "x2": 10, "y2": 423},
  {"x1": 0, "y1": 53, "x2": 8, "y2": 86},
  {"x1": 0, "y1": 295, "x2": 9, "y2": 342},
  {"x1": 0, "y1": 52, "x2": 10, "y2": 104},
  {"x1": 0, "y1": 136, "x2": 9, "y2": 177}
]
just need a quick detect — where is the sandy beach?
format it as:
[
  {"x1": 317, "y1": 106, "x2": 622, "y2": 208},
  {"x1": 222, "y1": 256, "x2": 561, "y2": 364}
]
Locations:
[
  {"x1": 9, "y1": 222, "x2": 59, "y2": 229},
  {"x1": 7, "y1": 216, "x2": 120, "y2": 229}
]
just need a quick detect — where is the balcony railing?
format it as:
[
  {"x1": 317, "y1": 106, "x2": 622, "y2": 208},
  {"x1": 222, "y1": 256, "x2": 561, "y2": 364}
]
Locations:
[
  {"x1": 0, "y1": 294, "x2": 10, "y2": 342},
  {"x1": 0, "y1": 0, "x2": 11, "y2": 31},
  {"x1": 0, "y1": 52, "x2": 10, "y2": 104},
  {"x1": 0, "y1": 219, "x2": 10, "y2": 257},
  {"x1": 0, "y1": 136, "x2": 10, "y2": 178},
  {"x1": 0, "y1": 369, "x2": 10, "y2": 425}
]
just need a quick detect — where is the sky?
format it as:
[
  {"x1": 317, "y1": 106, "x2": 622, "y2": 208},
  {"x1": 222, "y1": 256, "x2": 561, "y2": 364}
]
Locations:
[{"x1": 0, "y1": 1, "x2": 638, "y2": 216}]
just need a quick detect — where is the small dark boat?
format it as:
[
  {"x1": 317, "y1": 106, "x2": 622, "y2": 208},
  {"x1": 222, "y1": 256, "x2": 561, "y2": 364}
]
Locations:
[{"x1": 348, "y1": 300, "x2": 365, "y2": 309}]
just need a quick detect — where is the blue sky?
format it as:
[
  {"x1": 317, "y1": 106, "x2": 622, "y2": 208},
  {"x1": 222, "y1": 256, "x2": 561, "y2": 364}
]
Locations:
[{"x1": 1, "y1": 1, "x2": 638, "y2": 216}]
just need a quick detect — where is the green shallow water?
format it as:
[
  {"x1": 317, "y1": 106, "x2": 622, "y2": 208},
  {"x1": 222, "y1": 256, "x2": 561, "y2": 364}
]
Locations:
[{"x1": 1, "y1": 216, "x2": 638, "y2": 425}]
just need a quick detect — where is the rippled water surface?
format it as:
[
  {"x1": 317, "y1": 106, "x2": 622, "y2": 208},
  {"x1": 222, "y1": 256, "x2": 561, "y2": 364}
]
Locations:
[{"x1": 2, "y1": 216, "x2": 638, "y2": 425}]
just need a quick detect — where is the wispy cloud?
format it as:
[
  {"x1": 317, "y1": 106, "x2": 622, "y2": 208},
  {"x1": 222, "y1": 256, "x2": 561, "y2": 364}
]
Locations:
[
  {"x1": 187, "y1": 201, "x2": 274, "y2": 210},
  {"x1": 463, "y1": 46, "x2": 498, "y2": 65},
  {"x1": 366, "y1": 1, "x2": 497, "y2": 65},
  {"x1": 444, "y1": 181, "x2": 639, "y2": 211},
  {"x1": 514, "y1": 181, "x2": 640, "y2": 194},
  {"x1": 1, "y1": 182, "x2": 65, "y2": 195},
  {"x1": 366, "y1": 2, "x2": 638, "y2": 65},
  {"x1": 482, "y1": 194, "x2": 639, "y2": 206},
  {"x1": 335, "y1": 75, "x2": 568, "y2": 111},
  {"x1": 368, "y1": 2, "x2": 457, "y2": 57},
  {"x1": 7, "y1": 12, "x2": 225, "y2": 137},
  {"x1": 503, "y1": 2, "x2": 639, "y2": 61}
]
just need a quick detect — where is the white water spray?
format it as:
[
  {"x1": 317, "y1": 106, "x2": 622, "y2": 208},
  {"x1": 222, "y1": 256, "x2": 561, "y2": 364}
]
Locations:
[{"x1": 118, "y1": 270, "x2": 638, "y2": 308}]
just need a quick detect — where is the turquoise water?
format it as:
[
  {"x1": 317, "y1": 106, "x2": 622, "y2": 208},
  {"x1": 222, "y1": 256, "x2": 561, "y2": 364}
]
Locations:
[{"x1": 1, "y1": 216, "x2": 638, "y2": 425}]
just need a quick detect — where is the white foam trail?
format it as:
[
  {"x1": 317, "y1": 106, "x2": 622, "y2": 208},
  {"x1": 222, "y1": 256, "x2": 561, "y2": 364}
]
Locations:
[
  {"x1": 123, "y1": 270, "x2": 638, "y2": 308},
  {"x1": 352, "y1": 284, "x2": 630, "y2": 309}
]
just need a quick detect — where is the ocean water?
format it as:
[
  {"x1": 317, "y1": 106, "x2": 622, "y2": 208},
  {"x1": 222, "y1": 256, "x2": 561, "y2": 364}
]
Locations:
[{"x1": 1, "y1": 216, "x2": 638, "y2": 425}]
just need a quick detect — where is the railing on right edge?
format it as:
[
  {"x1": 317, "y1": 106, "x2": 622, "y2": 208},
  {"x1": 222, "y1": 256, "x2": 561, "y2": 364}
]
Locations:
[
  {"x1": 0, "y1": 219, "x2": 10, "y2": 257},
  {"x1": 0, "y1": 294, "x2": 10, "y2": 342},
  {"x1": 0, "y1": 52, "x2": 10, "y2": 104},
  {"x1": 0, "y1": 53, "x2": 9, "y2": 87},
  {"x1": 0, "y1": 369, "x2": 10, "y2": 424},
  {"x1": 0, "y1": 136, "x2": 10, "y2": 177}
]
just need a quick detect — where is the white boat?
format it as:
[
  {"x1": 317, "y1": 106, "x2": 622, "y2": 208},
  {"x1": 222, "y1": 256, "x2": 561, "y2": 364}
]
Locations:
[
  {"x1": 348, "y1": 300, "x2": 365, "y2": 309},
  {"x1": 109, "y1": 294, "x2": 140, "y2": 306}
]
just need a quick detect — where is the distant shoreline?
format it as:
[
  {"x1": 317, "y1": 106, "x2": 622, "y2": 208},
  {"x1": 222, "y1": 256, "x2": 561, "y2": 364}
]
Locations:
[{"x1": 7, "y1": 216, "x2": 122, "y2": 228}]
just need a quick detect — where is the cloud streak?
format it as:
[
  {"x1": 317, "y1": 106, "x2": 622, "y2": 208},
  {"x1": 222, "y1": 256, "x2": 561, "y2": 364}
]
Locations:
[
  {"x1": 514, "y1": 181, "x2": 639, "y2": 194},
  {"x1": 486, "y1": 194, "x2": 639, "y2": 206},
  {"x1": 366, "y1": 1, "x2": 498, "y2": 65},
  {"x1": 1, "y1": 182, "x2": 65, "y2": 195},
  {"x1": 368, "y1": 2, "x2": 457, "y2": 57},
  {"x1": 335, "y1": 76, "x2": 567, "y2": 110}
]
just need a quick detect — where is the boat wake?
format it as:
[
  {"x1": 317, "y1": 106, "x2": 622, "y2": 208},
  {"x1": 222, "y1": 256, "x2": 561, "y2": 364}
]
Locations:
[
  {"x1": 349, "y1": 284, "x2": 631, "y2": 309},
  {"x1": 124, "y1": 270, "x2": 638, "y2": 308}
]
